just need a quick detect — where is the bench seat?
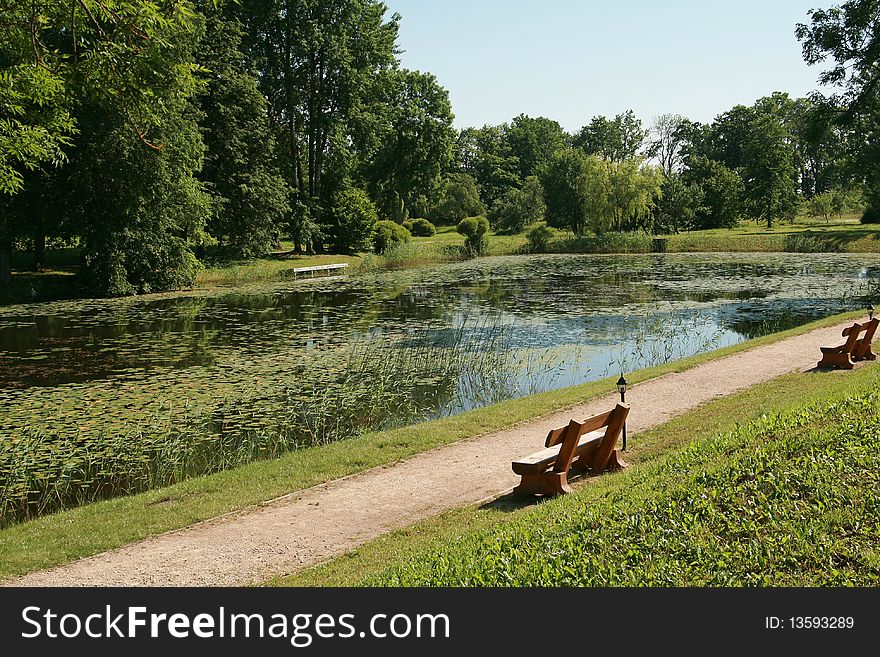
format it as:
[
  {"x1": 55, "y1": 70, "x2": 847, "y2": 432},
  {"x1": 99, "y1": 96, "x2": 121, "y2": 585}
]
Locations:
[
  {"x1": 511, "y1": 404, "x2": 630, "y2": 496},
  {"x1": 512, "y1": 429, "x2": 605, "y2": 475}
]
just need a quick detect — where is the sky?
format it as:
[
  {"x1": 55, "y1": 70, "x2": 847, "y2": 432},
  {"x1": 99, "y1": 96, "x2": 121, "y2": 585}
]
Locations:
[{"x1": 383, "y1": 0, "x2": 832, "y2": 131}]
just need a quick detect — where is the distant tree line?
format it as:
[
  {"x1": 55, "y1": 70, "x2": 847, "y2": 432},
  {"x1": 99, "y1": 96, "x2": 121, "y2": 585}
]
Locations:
[{"x1": 1, "y1": 0, "x2": 878, "y2": 295}]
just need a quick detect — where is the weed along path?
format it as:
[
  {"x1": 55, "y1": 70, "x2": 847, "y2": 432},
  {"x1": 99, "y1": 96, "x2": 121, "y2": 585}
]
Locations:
[{"x1": 7, "y1": 320, "x2": 862, "y2": 587}]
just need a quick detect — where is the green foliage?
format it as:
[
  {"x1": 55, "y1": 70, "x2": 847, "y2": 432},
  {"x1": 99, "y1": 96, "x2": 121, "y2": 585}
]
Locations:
[
  {"x1": 363, "y1": 69, "x2": 455, "y2": 223},
  {"x1": 683, "y1": 157, "x2": 744, "y2": 230},
  {"x1": 370, "y1": 392, "x2": 880, "y2": 586},
  {"x1": 373, "y1": 219, "x2": 412, "y2": 253},
  {"x1": 605, "y1": 159, "x2": 663, "y2": 232},
  {"x1": 861, "y1": 205, "x2": 880, "y2": 224},
  {"x1": 431, "y1": 173, "x2": 485, "y2": 224},
  {"x1": 740, "y1": 107, "x2": 800, "y2": 227},
  {"x1": 490, "y1": 176, "x2": 546, "y2": 234},
  {"x1": 541, "y1": 149, "x2": 597, "y2": 235},
  {"x1": 654, "y1": 175, "x2": 704, "y2": 234},
  {"x1": 68, "y1": 106, "x2": 210, "y2": 296},
  {"x1": 504, "y1": 114, "x2": 568, "y2": 179},
  {"x1": 806, "y1": 188, "x2": 863, "y2": 222},
  {"x1": 408, "y1": 218, "x2": 436, "y2": 237},
  {"x1": 542, "y1": 151, "x2": 660, "y2": 235},
  {"x1": 456, "y1": 216, "x2": 490, "y2": 255},
  {"x1": 573, "y1": 110, "x2": 647, "y2": 163},
  {"x1": 0, "y1": 66, "x2": 75, "y2": 197},
  {"x1": 237, "y1": 0, "x2": 402, "y2": 237},
  {"x1": 524, "y1": 224, "x2": 556, "y2": 253},
  {"x1": 554, "y1": 232, "x2": 652, "y2": 254},
  {"x1": 196, "y1": 9, "x2": 290, "y2": 259},
  {"x1": 329, "y1": 187, "x2": 379, "y2": 253},
  {"x1": 455, "y1": 126, "x2": 520, "y2": 206}
]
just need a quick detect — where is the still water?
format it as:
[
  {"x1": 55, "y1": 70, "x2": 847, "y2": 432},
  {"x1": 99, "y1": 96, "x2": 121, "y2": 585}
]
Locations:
[{"x1": 1, "y1": 252, "x2": 878, "y2": 440}]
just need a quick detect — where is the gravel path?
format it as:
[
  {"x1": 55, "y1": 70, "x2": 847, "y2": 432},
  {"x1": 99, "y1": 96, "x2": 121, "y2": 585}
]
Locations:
[{"x1": 7, "y1": 320, "x2": 856, "y2": 587}]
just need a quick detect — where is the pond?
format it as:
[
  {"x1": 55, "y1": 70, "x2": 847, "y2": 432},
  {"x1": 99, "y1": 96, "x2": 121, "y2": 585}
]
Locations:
[{"x1": 1, "y1": 252, "x2": 878, "y2": 523}]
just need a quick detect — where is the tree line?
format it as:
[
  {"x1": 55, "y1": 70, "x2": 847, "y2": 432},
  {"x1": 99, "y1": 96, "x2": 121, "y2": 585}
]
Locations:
[{"x1": 1, "y1": 0, "x2": 878, "y2": 296}]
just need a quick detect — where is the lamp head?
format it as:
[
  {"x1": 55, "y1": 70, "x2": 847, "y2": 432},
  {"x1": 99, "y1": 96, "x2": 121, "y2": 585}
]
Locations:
[
  {"x1": 616, "y1": 374, "x2": 628, "y2": 396},
  {"x1": 869, "y1": 304, "x2": 875, "y2": 321}
]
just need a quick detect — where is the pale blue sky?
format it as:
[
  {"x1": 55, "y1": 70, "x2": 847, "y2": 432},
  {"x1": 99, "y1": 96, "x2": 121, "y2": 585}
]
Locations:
[{"x1": 383, "y1": 0, "x2": 831, "y2": 131}]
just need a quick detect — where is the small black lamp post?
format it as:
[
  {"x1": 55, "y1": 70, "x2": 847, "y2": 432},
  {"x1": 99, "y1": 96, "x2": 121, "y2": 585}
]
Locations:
[
  {"x1": 869, "y1": 304, "x2": 875, "y2": 321},
  {"x1": 616, "y1": 374, "x2": 628, "y2": 451}
]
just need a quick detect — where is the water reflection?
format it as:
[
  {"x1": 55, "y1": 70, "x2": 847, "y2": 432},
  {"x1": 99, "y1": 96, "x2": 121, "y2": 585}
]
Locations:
[{"x1": 0, "y1": 252, "x2": 878, "y2": 427}]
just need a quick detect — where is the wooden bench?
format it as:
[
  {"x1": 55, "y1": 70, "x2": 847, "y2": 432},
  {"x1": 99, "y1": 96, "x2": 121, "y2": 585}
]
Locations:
[
  {"x1": 511, "y1": 403, "x2": 630, "y2": 497},
  {"x1": 817, "y1": 318, "x2": 879, "y2": 369}
]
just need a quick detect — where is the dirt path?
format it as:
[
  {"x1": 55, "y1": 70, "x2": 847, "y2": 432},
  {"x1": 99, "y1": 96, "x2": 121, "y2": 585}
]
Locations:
[{"x1": 7, "y1": 320, "x2": 857, "y2": 587}]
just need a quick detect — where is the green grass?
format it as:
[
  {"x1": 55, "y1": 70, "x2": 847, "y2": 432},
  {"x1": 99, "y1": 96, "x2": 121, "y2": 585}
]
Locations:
[
  {"x1": 0, "y1": 308, "x2": 864, "y2": 580},
  {"x1": 667, "y1": 215, "x2": 880, "y2": 253},
  {"x1": 5, "y1": 216, "x2": 875, "y2": 305},
  {"x1": 532, "y1": 216, "x2": 880, "y2": 255},
  {"x1": 274, "y1": 359, "x2": 880, "y2": 587}
]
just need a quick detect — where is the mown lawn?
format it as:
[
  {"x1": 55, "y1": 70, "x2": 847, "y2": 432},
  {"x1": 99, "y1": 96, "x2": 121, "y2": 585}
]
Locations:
[{"x1": 275, "y1": 359, "x2": 880, "y2": 587}]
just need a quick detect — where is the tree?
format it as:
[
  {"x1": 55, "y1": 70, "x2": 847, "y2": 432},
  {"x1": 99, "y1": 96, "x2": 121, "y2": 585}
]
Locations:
[
  {"x1": 236, "y1": 0, "x2": 400, "y2": 249},
  {"x1": 362, "y1": 69, "x2": 455, "y2": 223},
  {"x1": 490, "y1": 176, "x2": 546, "y2": 233},
  {"x1": 328, "y1": 186, "x2": 378, "y2": 253},
  {"x1": 647, "y1": 114, "x2": 690, "y2": 177},
  {"x1": 605, "y1": 160, "x2": 663, "y2": 232},
  {"x1": 541, "y1": 150, "x2": 608, "y2": 235},
  {"x1": 455, "y1": 125, "x2": 519, "y2": 206},
  {"x1": 740, "y1": 109, "x2": 800, "y2": 227},
  {"x1": 573, "y1": 110, "x2": 647, "y2": 163},
  {"x1": 456, "y1": 215, "x2": 490, "y2": 255},
  {"x1": 654, "y1": 175, "x2": 705, "y2": 234},
  {"x1": 797, "y1": 0, "x2": 880, "y2": 212},
  {"x1": 682, "y1": 156, "x2": 744, "y2": 229},
  {"x1": 504, "y1": 114, "x2": 568, "y2": 180},
  {"x1": 0, "y1": 0, "x2": 202, "y2": 286},
  {"x1": 431, "y1": 173, "x2": 485, "y2": 224},
  {"x1": 196, "y1": 7, "x2": 290, "y2": 258}
]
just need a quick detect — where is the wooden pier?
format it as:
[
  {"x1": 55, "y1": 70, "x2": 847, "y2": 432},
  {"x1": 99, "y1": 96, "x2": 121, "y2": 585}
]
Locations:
[{"x1": 290, "y1": 263, "x2": 349, "y2": 278}]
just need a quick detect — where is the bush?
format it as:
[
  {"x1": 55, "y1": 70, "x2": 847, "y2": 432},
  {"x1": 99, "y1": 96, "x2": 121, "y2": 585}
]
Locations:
[
  {"x1": 408, "y1": 218, "x2": 436, "y2": 237},
  {"x1": 329, "y1": 187, "x2": 379, "y2": 253},
  {"x1": 402, "y1": 220, "x2": 414, "y2": 232},
  {"x1": 525, "y1": 224, "x2": 555, "y2": 253},
  {"x1": 373, "y1": 219, "x2": 412, "y2": 254},
  {"x1": 456, "y1": 216, "x2": 490, "y2": 255},
  {"x1": 861, "y1": 205, "x2": 880, "y2": 224}
]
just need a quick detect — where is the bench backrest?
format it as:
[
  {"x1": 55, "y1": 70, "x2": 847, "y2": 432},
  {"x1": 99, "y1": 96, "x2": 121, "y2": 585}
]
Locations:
[
  {"x1": 854, "y1": 318, "x2": 879, "y2": 358},
  {"x1": 544, "y1": 403, "x2": 629, "y2": 475}
]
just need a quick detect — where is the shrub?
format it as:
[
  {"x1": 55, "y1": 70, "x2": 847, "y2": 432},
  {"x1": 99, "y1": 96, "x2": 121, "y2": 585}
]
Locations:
[
  {"x1": 456, "y1": 216, "x2": 490, "y2": 255},
  {"x1": 525, "y1": 224, "x2": 555, "y2": 253},
  {"x1": 408, "y1": 218, "x2": 436, "y2": 237},
  {"x1": 328, "y1": 187, "x2": 379, "y2": 253},
  {"x1": 861, "y1": 205, "x2": 880, "y2": 224},
  {"x1": 373, "y1": 219, "x2": 412, "y2": 254},
  {"x1": 402, "y1": 220, "x2": 414, "y2": 232}
]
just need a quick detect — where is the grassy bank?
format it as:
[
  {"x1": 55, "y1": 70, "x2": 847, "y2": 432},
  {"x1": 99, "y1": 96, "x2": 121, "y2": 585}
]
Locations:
[
  {"x1": 275, "y1": 357, "x2": 880, "y2": 587},
  {"x1": 4, "y1": 217, "x2": 877, "y2": 305},
  {"x1": 0, "y1": 310, "x2": 862, "y2": 579},
  {"x1": 533, "y1": 216, "x2": 880, "y2": 255}
]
